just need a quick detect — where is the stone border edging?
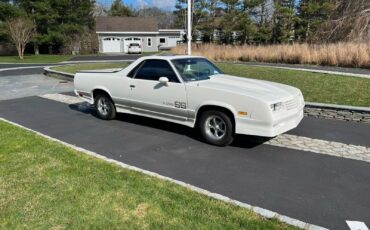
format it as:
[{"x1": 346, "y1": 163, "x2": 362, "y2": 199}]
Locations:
[
  {"x1": 306, "y1": 102, "x2": 370, "y2": 112},
  {"x1": 305, "y1": 102, "x2": 370, "y2": 123},
  {"x1": 0, "y1": 117, "x2": 328, "y2": 230},
  {"x1": 44, "y1": 65, "x2": 370, "y2": 123}
]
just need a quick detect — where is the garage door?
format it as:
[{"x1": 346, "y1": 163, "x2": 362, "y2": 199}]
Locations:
[{"x1": 102, "y1": 37, "x2": 121, "y2": 53}]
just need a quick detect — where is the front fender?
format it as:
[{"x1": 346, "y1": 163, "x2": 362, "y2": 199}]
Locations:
[{"x1": 195, "y1": 101, "x2": 237, "y2": 116}]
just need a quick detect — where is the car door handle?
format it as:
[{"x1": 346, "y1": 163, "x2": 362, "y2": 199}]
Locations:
[{"x1": 130, "y1": 85, "x2": 135, "y2": 88}]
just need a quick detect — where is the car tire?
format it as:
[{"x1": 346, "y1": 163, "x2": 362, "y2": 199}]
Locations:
[
  {"x1": 94, "y1": 94, "x2": 116, "y2": 120},
  {"x1": 199, "y1": 110, "x2": 234, "y2": 146}
]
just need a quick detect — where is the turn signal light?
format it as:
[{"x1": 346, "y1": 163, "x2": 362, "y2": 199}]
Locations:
[{"x1": 238, "y1": 111, "x2": 248, "y2": 116}]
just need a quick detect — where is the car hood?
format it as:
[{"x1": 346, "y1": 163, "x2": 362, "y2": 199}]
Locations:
[{"x1": 190, "y1": 74, "x2": 301, "y2": 103}]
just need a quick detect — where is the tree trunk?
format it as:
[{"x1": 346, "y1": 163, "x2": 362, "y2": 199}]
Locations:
[
  {"x1": 306, "y1": 21, "x2": 310, "y2": 40},
  {"x1": 17, "y1": 44, "x2": 23, "y2": 60},
  {"x1": 20, "y1": 44, "x2": 25, "y2": 60},
  {"x1": 34, "y1": 44, "x2": 39, "y2": 55}
]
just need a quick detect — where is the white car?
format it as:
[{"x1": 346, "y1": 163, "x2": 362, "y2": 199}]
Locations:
[
  {"x1": 128, "y1": 43, "x2": 142, "y2": 54},
  {"x1": 74, "y1": 55, "x2": 304, "y2": 146}
]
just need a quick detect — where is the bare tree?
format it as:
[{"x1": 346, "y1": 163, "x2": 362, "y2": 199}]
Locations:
[
  {"x1": 93, "y1": 2, "x2": 107, "y2": 17},
  {"x1": 6, "y1": 17, "x2": 36, "y2": 60},
  {"x1": 317, "y1": 0, "x2": 370, "y2": 42}
]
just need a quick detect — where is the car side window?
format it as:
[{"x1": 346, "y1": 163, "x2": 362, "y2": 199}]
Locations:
[
  {"x1": 134, "y1": 60, "x2": 179, "y2": 83},
  {"x1": 127, "y1": 61, "x2": 145, "y2": 78}
]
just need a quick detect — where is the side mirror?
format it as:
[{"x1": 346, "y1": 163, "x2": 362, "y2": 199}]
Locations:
[{"x1": 159, "y1": 77, "x2": 169, "y2": 86}]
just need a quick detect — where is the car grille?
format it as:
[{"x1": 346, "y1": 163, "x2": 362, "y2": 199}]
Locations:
[{"x1": 285, "y1": 97, "x2": 299, "y2": 110}]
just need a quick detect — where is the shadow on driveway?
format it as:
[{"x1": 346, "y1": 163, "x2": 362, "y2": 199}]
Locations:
[{"x1": 68, "y1": 102, "x2": 267, "y2": 149}]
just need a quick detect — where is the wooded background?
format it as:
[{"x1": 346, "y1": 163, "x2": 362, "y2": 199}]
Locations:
[{"x1": 0, "y1": 0, "x2": 369, "y2": 55}]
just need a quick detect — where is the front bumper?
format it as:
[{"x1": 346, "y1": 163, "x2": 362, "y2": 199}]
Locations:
[
  {"x1": 128, "y1": 49, "x2": 141, "y2": 54},
  {"x1": 235, "y1": 107, "x2": 304, "y2": 137}
]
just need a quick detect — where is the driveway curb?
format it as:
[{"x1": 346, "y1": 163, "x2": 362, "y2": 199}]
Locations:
[
  {"x1": 0, "y1": 117, "x2": 328, "y2": 230},
  {"x1": 0, "y1": 65, "x2": 55, "y2": 72},
  {"x1": 44, "y1": 66, "x2": 74, "y2": 81}
]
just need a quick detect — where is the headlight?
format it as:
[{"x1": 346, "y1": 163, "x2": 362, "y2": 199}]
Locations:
[{"x1": 270, "y1": 102, "x2": 283, "y2": 111}]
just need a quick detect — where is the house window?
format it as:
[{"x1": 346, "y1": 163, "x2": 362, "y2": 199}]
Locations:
[
  {"x1": 159, "y1": 38, "x2": 166, "y2": 44},
  {"x1": 147, "y1": 37, "x2": 152, "y2": 47}
]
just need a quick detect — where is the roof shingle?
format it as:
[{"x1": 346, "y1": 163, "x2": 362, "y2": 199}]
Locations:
[{"x1": 96, "y1": 17, "x2": 158, "y2": 32}]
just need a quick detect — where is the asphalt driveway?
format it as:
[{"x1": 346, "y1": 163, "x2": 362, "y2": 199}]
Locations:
[
  {"x1": 0, "y1": 74, "x2": 73, "y2": 100},
  {"x1": 1, "y1": 62, "x2": 369, "y2": 229},
  {"x1": 0, "y1": 64, "x2": 73, "y2": 100},
  {"x1": 0, "y1": 95, "x2": 369, "y2": 230}
]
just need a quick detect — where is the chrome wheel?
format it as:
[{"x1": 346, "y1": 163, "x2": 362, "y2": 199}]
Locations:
[
  {"x1": 97, "y1": 97, "x2": 109, "y2": 116},
  {"x1": 204, "y1": 115, "x2": 227, "y2": 140}
]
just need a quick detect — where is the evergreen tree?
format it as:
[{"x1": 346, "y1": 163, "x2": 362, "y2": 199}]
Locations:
[
  {"x1": 173, "y1": 0, "x2": 187, "y2": 29},
  {"x1": 296, "y1": 0, "x2": 334, "y2": 41},
  {"x1": 173, "y1": 0, "x2": 210, "y2": 41},
  {"x1": 271, "y1": 0, "x2": 295, "y2": 43},
  {"x1": 0, "y1": 1, "x2": 25, "y2": 21},
  {"x1": 219, "y1": 0, "x2": 240, "y2": 43},
  {"x1": 2, "y1": 0, "x2": 96, "y2": 54},
  {"x1": 108, "y1": 0, "x2": 135, "y2": 17},
  {"x1": 241, "y1": 0, "x2": 271, "y2": 44},
  {"x1": 0, "y1": 0, "x2": 25, "y2": 43}
]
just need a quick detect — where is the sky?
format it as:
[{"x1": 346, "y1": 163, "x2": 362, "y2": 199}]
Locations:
[{"x1": 98, "y1": 0, "x2": 177, "y2": 10}]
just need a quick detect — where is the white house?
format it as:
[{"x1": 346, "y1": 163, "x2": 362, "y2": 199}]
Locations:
[{"x1": 96, "y1": 17, "x2": 184, "y2": 54}]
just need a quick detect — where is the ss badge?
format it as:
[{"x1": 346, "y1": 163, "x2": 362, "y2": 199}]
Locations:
[{"x1": 175, "y1": 101, "x2": 186, "y2": 109}]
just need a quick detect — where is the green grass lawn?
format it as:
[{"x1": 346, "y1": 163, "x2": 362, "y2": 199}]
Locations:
[
  {"x1": 0, "y1": 120, "x2": 295, "y2": 229},
  {"x1": 217, "y1": 64, "x2": 370, "y2": 107},
  {"x1": 52, "y1": 62, "x2": 130, "y2": 74},
  {"x1": 0, "y1": 55, "x2": 74, "y2": 64}
]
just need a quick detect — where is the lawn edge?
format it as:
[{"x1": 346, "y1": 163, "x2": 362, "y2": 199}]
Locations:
[
  {"x1": 44, "y1": 66, "x2": 75, "y2": 81},
  {"x1": 0, "y1": 117, "x2": 327, "y2": 230},
  {"x1": 61, "y1": 60, "x2": 135, "y2": 64},
  {"x1": 216, "y1": 61, "x2": 370, "y2": 79}
]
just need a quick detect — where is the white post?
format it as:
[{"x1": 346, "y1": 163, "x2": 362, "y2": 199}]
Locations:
[{"x1": 187, "y1": 0, "x2": 192, "y2": 55}]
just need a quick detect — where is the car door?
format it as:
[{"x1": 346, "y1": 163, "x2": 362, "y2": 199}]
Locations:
[{"x1": 128, "y1": 59, "x2": 189, "y2": 121}]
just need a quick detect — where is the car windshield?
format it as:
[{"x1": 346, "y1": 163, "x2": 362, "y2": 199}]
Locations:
[{"x1": 171, "y1": 58, "x2": 223, "y2": 82}]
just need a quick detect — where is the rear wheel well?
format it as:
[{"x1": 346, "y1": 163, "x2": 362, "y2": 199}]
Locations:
[
  {"x1": 196, "y1": 105, "x2": 235, "y2": 130},
  {"x1": 93, "y1": 89, "x2": 113, "y2": 102}
]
